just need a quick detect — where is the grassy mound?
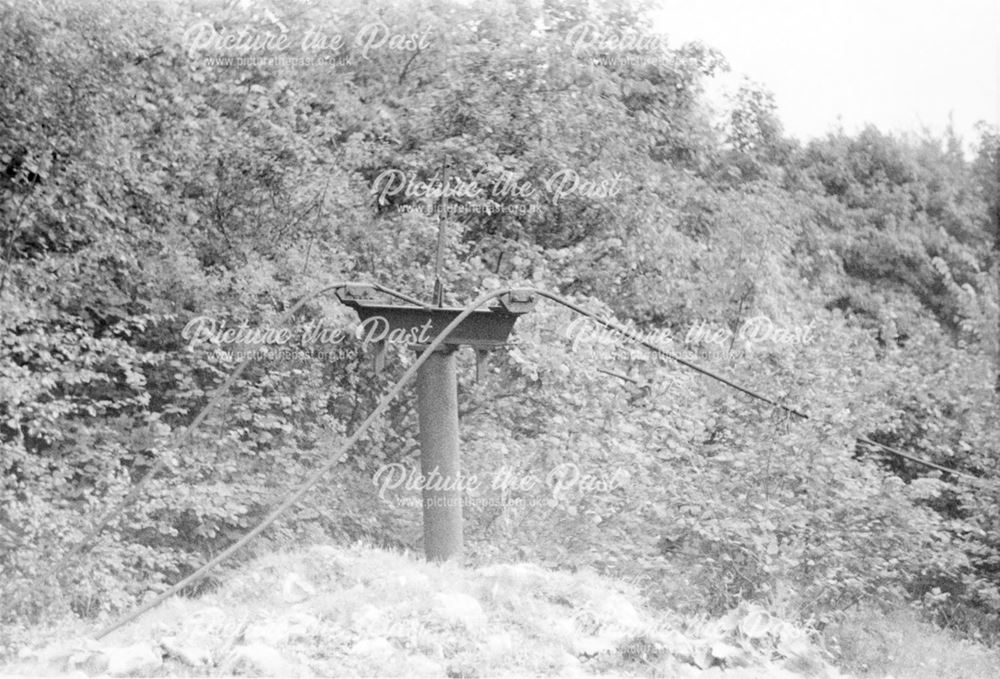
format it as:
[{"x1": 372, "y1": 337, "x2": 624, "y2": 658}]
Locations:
[{"x1": 2, "y1": 542, "x2": 987, "y2": 678}]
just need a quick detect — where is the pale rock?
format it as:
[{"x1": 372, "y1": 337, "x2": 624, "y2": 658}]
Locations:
[
  {"x1": 709, "y1": 640, "x2": 748, "y2": 666},
  {"x1": 353, "y1": 604, "x2": 384, "y2": 631},
  {"x1": 433, "y1": 591, "x2": 485, "y2": 626},
  {"x1": 653, "y1": 628, "x2": 695, "y2": 658},
  {"x1": 775, "y1": 622, "x2": 813, "y2": 658},
  {"x1": 282, "y1": 572, "x2": 316, "y2": 604},
  {"x1": 559, "y1": 652, "x2": 585, "y2": 677},
  {"x1": 739, "y1": 607, "x2": 774, "y2": 639},
  {"x1": 551, "y1": 617, "x2": 577, "y2": 640},
  {"x1": 691, "y1": 644, "x2": 714, "y2": 670},
  {"x1": 713, "y1": 608, "x2": 742, "y2": 636},
  {"x1": 350, "y1": 637, "x2": 395, "y2": 658},
  {"x1": 106, "y1": 642, "x2": 163, "y2": 677},
  {"x1": 484, "y1": 632, "x2": 513, "y2": 656},
  {"x1": 594, "y1": 592, "x2": 643, "y2": 632}
]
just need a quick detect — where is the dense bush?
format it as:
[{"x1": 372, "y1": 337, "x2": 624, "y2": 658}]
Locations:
[{"x1": 1, "y1": 0, "x2": 998, "y2": 650}]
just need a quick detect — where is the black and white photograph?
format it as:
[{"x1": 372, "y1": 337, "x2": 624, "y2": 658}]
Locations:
[{"x1": 1, "y1": 0, "x2": 998, "y2": 677}]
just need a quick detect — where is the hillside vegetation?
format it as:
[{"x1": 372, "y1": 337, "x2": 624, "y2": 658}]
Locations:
[
  {"x1": 2, "y1": 543, "x2": 852, "y2": 677},
  {"x1": 1, "y1": 0, "x2": 999, "y2": 674}
]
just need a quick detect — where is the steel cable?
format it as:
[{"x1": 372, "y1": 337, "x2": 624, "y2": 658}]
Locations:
[{"x1": 50, "y1": 284, "x2": 992, "y2": 638}]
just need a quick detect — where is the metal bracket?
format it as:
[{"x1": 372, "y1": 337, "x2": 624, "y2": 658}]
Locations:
[
  {"x1": 497, "y1": 289, "x2": 537, "y2": 314},
  {"x1": 333, "y1": 288, "x2": 534, "y2": 377}
]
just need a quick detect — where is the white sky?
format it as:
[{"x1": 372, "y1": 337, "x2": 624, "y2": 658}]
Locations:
[{"x1": 653, "y1": 0, "x2": 1000, "y2": 147}]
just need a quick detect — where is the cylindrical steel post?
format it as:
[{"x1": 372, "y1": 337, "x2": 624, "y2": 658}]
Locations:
[{"x1": 415, "y1": 347, "x2": 463, "y2": 561}]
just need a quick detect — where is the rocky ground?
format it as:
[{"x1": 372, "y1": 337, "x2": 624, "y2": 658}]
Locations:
[{"x1": 3, "y1": 543, "x2": 849, "y2": 678}]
